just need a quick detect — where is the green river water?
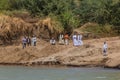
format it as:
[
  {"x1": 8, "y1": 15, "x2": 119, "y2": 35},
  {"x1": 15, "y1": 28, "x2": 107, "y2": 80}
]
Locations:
[{"x1": 0, "y1": 66, "x2": 120, "y2": 80}]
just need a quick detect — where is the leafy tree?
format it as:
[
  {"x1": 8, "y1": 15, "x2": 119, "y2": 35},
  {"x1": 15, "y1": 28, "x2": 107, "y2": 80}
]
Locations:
[
  {"x1": 76, "y1": 0, "x2": 120, "y2": 26},
  {"x1": 1, "y1": 0, "x2": 120, "y2": 34},
  {"x1": 22, "y1": 0, "x2": 79, "y2": 32}
]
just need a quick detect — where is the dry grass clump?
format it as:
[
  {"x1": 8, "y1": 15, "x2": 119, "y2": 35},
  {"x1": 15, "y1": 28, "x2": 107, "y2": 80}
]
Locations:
[
  {"x1": 0, "y1": 14, "x2": 33, "y2": 44},
  {"x1": 35, "y1": 17, "x2": 63, "y2": 38},
  {"x1": 0, "y1": 15, "x2": 63, "y2": 44}
]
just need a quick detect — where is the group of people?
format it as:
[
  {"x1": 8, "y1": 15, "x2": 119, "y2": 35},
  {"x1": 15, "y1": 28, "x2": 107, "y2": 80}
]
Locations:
[
  {"x1": 50, "y1": 32, "x2": 108, "y2": 56},
  {"x1": 50, "y1": 33, "x2": 69, "y2": 45},
  {"x1": 72, "y1": 33, "x2": 83, "y2": 46},
  {"x1": 22, "y1": 33, "x2": 108, "y2": 56},
  {"x1": 22, "y1": 35, "x2": 37, "y2": 49},
  {"x1": 50, "y1": 33, "x2": 83, "y2": 46}
]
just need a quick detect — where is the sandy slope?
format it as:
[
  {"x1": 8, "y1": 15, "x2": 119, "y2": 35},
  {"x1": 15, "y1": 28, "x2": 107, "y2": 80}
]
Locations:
[{"x1": 0, "y1": 37, "x2": 120, "y2": 68}]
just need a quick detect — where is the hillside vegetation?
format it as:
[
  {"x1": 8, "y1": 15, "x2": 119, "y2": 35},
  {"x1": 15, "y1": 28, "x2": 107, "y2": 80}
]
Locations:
[{"x1": 0, "y1": 0, "x2": 120, "y2": 44}]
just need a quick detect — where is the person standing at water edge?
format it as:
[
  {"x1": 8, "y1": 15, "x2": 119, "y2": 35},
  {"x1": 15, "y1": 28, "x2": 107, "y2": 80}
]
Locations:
[
  {"x1": 103, "y1": 42, "x2": 108, "y2": 56},
  {"x1": 22, "y1": 36, "x2": 27, "y2": 49}
]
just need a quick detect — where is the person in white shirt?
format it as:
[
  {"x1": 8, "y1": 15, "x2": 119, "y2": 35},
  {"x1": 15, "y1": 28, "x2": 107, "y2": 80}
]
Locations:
[
  {"x1": 32, "y1": 35, "x2": 37, "y2": 46},
  {"x1": 77, "y1": 34, "x2": 83, "y2": 46},
  {"x1": 50, "y1": 37, "x2": 56, "y2": 45},
  {"x1": 103, "y1": 42, "x2": 108, "y2": 56},
  {"x1": 72, "y1": 32, "x2": 78, "y2": 46}
]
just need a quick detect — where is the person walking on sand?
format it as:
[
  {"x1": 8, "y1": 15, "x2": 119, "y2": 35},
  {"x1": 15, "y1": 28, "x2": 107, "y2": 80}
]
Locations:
[
  {"x1": 22, "y1": 36, "x2": 27, "y2": 49},
  {"x1": 103, "y1": 42, "x2": 108, "y2": 56}
]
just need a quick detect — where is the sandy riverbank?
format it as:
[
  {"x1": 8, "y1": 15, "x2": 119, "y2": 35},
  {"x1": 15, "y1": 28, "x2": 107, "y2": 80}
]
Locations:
[{"x1": 0, "y1": 37, "x2": 120, "y2": 68}]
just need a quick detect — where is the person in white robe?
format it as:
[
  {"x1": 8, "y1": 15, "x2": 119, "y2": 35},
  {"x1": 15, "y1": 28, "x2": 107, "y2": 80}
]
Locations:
[
  {"x1": 72, "y1": 33, "x2": 78, "y2": 46},
  {"x1": 59, "y1": 34, "x2": 64, "y2": 44},
  {"x1": 77, "y1": 34, "x2": 83, "y2": 46}
]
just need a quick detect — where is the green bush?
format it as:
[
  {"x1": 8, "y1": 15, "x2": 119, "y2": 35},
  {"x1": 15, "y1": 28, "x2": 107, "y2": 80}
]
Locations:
[{"x1": 0, "y1": 0, "x2": 9, "y2": 10}]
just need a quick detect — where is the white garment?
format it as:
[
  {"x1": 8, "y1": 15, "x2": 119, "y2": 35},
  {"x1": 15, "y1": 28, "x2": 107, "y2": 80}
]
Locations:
[
  {"x1": 31, "y1": 38, "x2": 34, "y2": 46},
  {"x1": 32, "y1": 37, "x2": 37, "y2": 46},
  {"x1": 65, "y1": 39, "x2": 69, "y2": 45},
  {"x1": 33, "y1": 37, "x2": 37, "y2": 42},
  {"x1": 59, "y1": 34, "x2": 64, "y2": 44},
  {"x1": 78, "y1": 35, "x2": 82, "y2": 40},
  {"x1": 103, "y1": 44, "x2": 107, "y2": 50},
  {"x1": 78, "y1": 40, "x2": 83, "y2": 46},
  {"x1": 78, "y1": 35, "x2": 83, "y2": 46},
  {"x1": 73, "y1": 35, "x2": 78, "y2": 46},
  {"x1": 103, "y1": 43, "x2": 108, "y2": 55},
  {"x1": 50, "y1": 39, "x2": 56, "y2": 45}
]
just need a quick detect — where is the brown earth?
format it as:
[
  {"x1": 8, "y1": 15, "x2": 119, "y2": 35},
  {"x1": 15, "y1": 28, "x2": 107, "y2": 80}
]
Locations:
[
  {"x1": 0, "y1": 14, "x2": 63, "y2": 44},
  {"x1": 0, "y1": 37, "x2": 120, "y2": 68}
]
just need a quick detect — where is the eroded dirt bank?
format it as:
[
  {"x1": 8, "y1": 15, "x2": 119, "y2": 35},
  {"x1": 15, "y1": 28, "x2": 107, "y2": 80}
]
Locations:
[{"x1": 0, "y1": 37, "x2": 120, "y2": 68}]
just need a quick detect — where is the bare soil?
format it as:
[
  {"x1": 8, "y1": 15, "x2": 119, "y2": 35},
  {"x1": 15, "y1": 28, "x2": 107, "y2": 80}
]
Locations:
[{"x1": 0, "y1": 37, "x2": 120, "y2": 68}]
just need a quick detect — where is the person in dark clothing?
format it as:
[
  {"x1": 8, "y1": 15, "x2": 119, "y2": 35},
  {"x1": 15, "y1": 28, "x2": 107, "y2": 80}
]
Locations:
[
  {"x1": 26, "y1": 36, "x2": 31, "y2": 46},
  {"x1": 22, "y1": 36, "x2": 27, "y2": 49}
]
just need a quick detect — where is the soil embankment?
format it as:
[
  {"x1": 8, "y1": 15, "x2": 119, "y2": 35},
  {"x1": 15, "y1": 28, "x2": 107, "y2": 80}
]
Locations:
[{"x1": 0, "y1": 37, "x2": 120, "y2": 68}]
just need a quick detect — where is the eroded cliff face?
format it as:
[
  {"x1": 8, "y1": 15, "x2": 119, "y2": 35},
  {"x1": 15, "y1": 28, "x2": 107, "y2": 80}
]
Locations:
[{"x1": 0, "y1": 36, "x2": 120, "y2": 68}]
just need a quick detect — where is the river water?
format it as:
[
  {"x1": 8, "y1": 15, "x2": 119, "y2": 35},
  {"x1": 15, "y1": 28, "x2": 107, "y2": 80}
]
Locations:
[{"x1": 0, "y1": 66, "x2": 120, "y2": 80}]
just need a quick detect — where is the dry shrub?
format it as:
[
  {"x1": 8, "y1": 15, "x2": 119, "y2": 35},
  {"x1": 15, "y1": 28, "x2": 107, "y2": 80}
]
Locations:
[
  {"x1": 35, "y1": 17, "x2": 63, "y2": 39},
  {"x1": 80, "y1": 22, "x2": 99, "y2": 30},
  {"x1": 0, "y1": 14, "x2": 33, "y2": 44},
  {"x1": 0, "y1": 15, "x2": 63, "y2": 44}
]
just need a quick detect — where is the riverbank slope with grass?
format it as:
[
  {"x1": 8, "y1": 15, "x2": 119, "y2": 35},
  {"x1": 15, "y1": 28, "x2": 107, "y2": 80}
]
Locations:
[
  {"x1": 0, "y1": 0, "x2": 120, "y2": 69},
  {"x1": 0, "y1": 37, "x2": 120, "y2": 69}
]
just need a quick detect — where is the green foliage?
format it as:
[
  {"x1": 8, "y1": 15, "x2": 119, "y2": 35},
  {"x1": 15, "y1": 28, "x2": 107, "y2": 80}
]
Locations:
[
  {"x1": 60, "y1": 10, "x2": 80, "y2": 33},
  {"x1": 0, "y1": 0, "x2": 9, "y2": 10},
  {"x1": 82, "y1": 24, "x2": 115, "y2": 37},
  {"x1": 76, "y1": 0, "x2": 120, "y2": 26},
  {"x1": 22, "y1": 0, "x2": 79, "y2": 32},
  {"x1": 74, "y1": 0, "x2": 120, "y2": 34},
  {"x1": 8, "y1": 0, "x2": 25, "y2": 10},
  {"x1": 0, "y1": 0, "x2": 120, "y2": 35}
]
